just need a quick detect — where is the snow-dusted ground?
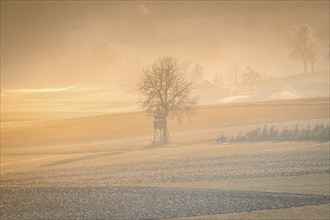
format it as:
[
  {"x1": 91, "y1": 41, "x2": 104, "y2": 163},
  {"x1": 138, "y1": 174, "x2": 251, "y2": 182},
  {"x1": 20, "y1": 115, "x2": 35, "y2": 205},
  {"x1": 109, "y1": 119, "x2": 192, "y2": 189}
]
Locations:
[
  {"x1": 2, "y1": 186, "x2": 329, "y2": 219},
  {"x1": 1, "y1": 98, "x2": 329, "y2": 219},
  {"x1": 1, "y1": 140, "x2": 329, "y2": 219},
  {"x1": 217, "y1": 95, "x2": 251, "y2": 103}
]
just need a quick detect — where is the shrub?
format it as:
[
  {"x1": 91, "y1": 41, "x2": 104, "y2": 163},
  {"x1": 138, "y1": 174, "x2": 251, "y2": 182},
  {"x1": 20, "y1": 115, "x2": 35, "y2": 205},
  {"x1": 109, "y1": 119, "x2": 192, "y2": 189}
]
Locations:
[
  {"x1": 216, "y1": 133, "x2": 228, "y2": 143},
  {"x1": 216, "y1": 123, "x2": 329, "y2": 144}
]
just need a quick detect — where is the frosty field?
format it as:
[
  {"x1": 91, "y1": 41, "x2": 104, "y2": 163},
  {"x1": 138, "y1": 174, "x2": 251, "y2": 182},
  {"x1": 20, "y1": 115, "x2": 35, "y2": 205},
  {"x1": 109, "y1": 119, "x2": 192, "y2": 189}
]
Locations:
[{"x1": 1, "y1": 98, "x2": 329, "y2": 219}]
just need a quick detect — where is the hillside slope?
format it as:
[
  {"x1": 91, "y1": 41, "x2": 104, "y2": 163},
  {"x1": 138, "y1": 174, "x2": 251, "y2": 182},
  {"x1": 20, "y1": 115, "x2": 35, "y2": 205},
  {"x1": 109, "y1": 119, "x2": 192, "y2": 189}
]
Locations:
[{"x1": 257, "y1": 70, "x2": 329, "y2": 99}]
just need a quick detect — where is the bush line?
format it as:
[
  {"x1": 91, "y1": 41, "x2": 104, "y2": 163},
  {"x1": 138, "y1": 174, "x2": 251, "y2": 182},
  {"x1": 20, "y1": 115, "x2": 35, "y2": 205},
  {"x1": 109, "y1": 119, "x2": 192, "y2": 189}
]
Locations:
[{"x1": 216, "y1": 123, "x2": 330, "y2": 144}]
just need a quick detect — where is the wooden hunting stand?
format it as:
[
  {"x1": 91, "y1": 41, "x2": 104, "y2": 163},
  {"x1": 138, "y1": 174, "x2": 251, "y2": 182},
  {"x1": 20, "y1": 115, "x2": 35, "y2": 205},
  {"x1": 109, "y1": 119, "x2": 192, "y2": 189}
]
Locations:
[{"x1": 153, "y1": 111, "x2": 170, "y2": 145}]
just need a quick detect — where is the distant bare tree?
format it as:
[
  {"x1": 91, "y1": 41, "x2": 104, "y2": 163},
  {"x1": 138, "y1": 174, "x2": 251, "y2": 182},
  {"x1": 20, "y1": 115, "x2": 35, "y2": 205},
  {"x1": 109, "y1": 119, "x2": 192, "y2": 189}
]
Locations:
[
  {"x1": 285, "y1": 24, "x2": 320, "y2": 73},
  {"x1": 138, "y1": 57, "x2": 197, "y2": 144},
  {"x1": 240, "y1": 66, "x2": 261, "y2": 98}
]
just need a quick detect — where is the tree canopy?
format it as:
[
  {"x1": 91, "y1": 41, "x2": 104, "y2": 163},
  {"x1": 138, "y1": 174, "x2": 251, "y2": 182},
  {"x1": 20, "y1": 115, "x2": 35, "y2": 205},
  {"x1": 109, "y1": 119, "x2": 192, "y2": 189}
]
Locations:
[
  {"x1": 138, "y1": 57, "x2": 197, "y2": 119},
  {"x1": 240, "y1": 66, "x2": 261, "y2": 98},
  {"x1": 285, "y1": 24, "x2": 320, "y2": 73}
]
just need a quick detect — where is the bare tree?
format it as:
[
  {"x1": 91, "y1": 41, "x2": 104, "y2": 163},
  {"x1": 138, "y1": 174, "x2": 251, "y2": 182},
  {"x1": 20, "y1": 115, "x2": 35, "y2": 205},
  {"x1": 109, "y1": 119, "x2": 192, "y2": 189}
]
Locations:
[
  {"x1": 138, "y1": 56, "x2": 197, "y2": 144},
  {"x1": 308, "y1": 39, "x2": 319, "y2": 73},
  {"x1": 240, "y1": 66, "x2": 261, "y2": 98},
  {"x1": 285, "y1": 24, "x2": 320, "y2": 73}
]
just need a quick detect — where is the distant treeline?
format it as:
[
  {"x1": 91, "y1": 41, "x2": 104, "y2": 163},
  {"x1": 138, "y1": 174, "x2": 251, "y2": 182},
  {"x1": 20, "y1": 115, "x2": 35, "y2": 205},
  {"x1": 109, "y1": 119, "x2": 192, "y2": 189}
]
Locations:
[{"x1": 217, "y1": 123, "x2": 329, "y2": 143}]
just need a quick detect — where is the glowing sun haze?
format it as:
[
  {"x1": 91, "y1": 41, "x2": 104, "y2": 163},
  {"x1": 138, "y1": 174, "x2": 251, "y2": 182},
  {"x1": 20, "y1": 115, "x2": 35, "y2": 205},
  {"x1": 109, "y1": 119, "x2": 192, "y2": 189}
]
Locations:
[{"x1": 1, "y1": 1, "x2": 329, "y2": 121}]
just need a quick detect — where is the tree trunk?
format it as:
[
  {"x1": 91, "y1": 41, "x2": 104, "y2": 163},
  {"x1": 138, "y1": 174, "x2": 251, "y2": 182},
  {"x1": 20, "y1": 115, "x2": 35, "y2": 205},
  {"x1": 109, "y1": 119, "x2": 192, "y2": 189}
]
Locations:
[
  {"x1": 163, "y1": 119, "x2": 169, "y2": 144},
  {"x1": 303, "y1": 60, "x2": 307, "y2": 73},
  {"x1": 311, "y1": 61, "x2": 315, "y2": 73}
]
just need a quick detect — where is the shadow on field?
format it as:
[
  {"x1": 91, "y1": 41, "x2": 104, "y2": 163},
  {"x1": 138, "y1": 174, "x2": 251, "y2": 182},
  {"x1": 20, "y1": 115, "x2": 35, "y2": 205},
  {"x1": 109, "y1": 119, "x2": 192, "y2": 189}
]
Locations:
[
  {"x1": 46, "y1": 152, "x2": 121, "y2": 167},
  {"x1": 1, "y1": 186, "x2": 329, "y2": 219}
]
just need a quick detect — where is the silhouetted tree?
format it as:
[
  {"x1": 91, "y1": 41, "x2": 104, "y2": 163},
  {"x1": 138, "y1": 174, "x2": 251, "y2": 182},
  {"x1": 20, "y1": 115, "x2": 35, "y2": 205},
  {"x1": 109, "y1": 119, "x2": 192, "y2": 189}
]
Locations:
[
  {"x1": 285, "y1": 24, "x2": 320, "y2": 73},
  {"x1": 138, "y1": 56, "x2": 197, "y2": 144},
  {"x1": 241, "y1": 66, "x2": 261, "y2": 98}
]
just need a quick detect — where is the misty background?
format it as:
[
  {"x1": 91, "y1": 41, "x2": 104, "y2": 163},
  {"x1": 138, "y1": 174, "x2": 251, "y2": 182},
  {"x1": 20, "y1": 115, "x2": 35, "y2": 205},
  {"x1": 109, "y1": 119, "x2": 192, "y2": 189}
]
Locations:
[{"x1": 1, "y1": 1, "x2": 329, "y2": 121}]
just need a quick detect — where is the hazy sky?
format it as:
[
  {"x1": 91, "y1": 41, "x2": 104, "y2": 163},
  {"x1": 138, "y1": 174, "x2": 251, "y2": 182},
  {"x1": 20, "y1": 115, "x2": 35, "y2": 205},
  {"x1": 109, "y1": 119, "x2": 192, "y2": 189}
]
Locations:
[{"x1": 1, "y1": 1, "x2": 329, "y2": 89}]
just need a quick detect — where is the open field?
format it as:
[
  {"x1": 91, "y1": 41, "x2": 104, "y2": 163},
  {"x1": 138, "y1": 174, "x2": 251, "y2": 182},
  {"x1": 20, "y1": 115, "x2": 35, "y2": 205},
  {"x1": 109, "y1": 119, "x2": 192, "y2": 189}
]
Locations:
[{"x1": 1, "y1": 98, "x2": 329, "y2": 219}]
